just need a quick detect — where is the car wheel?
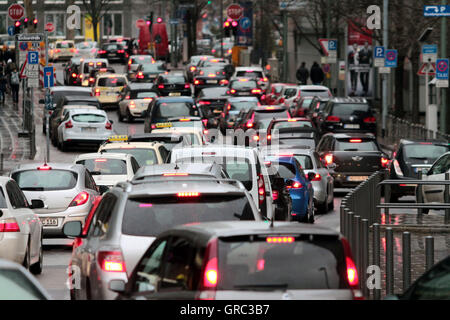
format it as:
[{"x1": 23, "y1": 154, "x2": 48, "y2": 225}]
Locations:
[
  {"x1": 30, "y1": 237, "x2": 43, "y2": 275},
  {"x1": 329, "y1": 197, "x2": 334, "y2": 210},
  {"x1": 61, "y1": 141, "x2": 68, "y2": 152},
  {"x1": 308, "y1": 202, "x2": 315, "y2": 224},
  {"x1": 126, "y1": 109, "x2": 134, "y2": 123},
  {"x1": 22, "y1": 241, "x2": 31, "y2": 270},
  {"x1": 318, "y1": 199, "x2": 329, "y2": 214}
]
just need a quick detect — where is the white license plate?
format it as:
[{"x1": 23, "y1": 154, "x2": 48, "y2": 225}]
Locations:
[
  {"x1": 41, "y1": 218, "x2": 58, "y2": 226},
  {"x1": 344, "y1": 124, "x2": 360, "y2": 129},
  {"x1": 238, "y1": 92, "x2": 248, "y2": 96},
  {"x1": 206, "y1": 80, "x2": 217, "y2": 84},
  {"x1": 108, "y1": 53, "x2": 116, "y2": 57},
  {"x1": 107, "y1": 92, "x2": 117, "y2": 96},
  {"x1": 169, "y1": 92, "x2": 181, "y2": 96},
  {"x1": 82, "y1": 127, "x2": 97, "y2": 133},
  {"x1": 347, "y1": 176, "x2": 369, "y2": 182}
]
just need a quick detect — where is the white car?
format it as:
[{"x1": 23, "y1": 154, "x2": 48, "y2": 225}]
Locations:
[
  {"x1": 57, "y1": 108, "x2": 113, "y2": 151},
  {"x1": 231, "y1": 66, "x2": 269, "y2": 92},
  {"x1": 0, "y1": 177, "x2": 43, "y2": 274},
  {"x1": 74, "y1": 153, "x2": 140, "y2": 188},
  {"x1": 419, "y1": 151, "x2": 450, "y2": 208},
  {"x1": 79, "y1": 58, "x2": 109, "y2": 86},
  {"x1": 170, "y1": 145, "x2": 275, "y2": 219},
  {"x1": 151, "y1": 126, "x2": 206, "y2": 146}
]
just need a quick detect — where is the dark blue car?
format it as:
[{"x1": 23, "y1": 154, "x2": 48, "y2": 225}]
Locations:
[{"x1": 266, "y1": 155, "x2": 315, "y2": 223}]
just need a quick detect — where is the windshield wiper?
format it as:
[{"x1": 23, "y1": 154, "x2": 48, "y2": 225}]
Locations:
[
  {"x1": 21, "y1": 187, "x2": 45, "y2": 191},
  {"x1": 234, "y1": 283, "x2": 288, "y2": 290}
]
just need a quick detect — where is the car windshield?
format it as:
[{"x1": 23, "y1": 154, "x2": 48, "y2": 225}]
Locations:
[
  {"x1": 332, "y1": 104, "x2": 370, "y2": 116},
  {"x1": 77, "y1": 159, "x2": 128, "y2": 175},
  {"x1": 132, "y1": 56, "x2": 153, "y2": 64},
  {"x1": 142, "y1": 63, "x2": 165, "y2": 72},
  {"x1": 280, "y1": 138, "x2": 316, "y2": 149},
  {"x1": 72, "y1": 113, "x2": 105, "y2": 123},
  {"x1": 134, "y1": 91, "x2": 157, "y2": 99},
  {"x1": 301, "y1": 89, "x2": 329, "y2": 97},
  {"x1": 236, "y1": 71, "x2": 263, "y2": 78},
  {"x1": 122, "y1": 195, "x2": 255, "y2": 236},
  {"x1": 162, "y1": 76, "x2": 185, "y2": 84},
  {"x1": 228, "y1": 101, "x2": 259, "y2": 113},
  {"x1": 0, "y1": 270, "x2": 47, "y2": 300},
  {"x1": 273, "y1": 121, "x2": 312, "y2": 130},
  {"x1": 12, "y1": 169, "x2": 78, "y2": 191},
  {"x1": 231, "y1": 80, "x2": 258, "y2": 90},
  {"x1": 336, "y1": 140, "x2": 379, "y2": 152},
  {"x1": 154, "y1": 102, "x2": 196, "y2": 118},
  {"x1": 403, "y1": 144, "x2": 449, "y2": 160},
  {"x1": 102, "y1": 148, "x2": 157, "y2": 167},
  {"x1": 104, "y1": 44, "x2": 120, "y2": 50},
  {"x1": 97, "y1": 77, "x2": 127, "y2": 87},
  {"x1": 217, "y1": 236, "x2": 346, "y2": 290},
  {"x1": 177, "y1": 157, "x2": 253, "y2": 190}
]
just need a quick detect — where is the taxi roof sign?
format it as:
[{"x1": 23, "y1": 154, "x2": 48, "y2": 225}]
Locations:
[
  {"x1": 107, "y1": 135, "x2": 128, "y2": 142},
  {"x1": 155, "y1": 122, "x2": 173, "y2": 128}
]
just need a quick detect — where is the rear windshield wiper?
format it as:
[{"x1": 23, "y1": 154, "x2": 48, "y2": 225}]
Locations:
[
  {"x1": 343, "y1": 149, "x2": 360, "y2": 152},
  {"x1": 234, "y1": 283, "x2": 288, "y2": 290}
]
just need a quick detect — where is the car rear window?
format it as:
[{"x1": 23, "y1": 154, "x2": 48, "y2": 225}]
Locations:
[
  {"x1": 53, "y1": 90, "x2": 91, "y2": 100},
  {"x1": 231, "y1": 80, "x2": 258, "y2": 89},
  {"x1": 0, "y1": 188, "x2": 8, "y2": 208},
  {"x1": 67, "y1": 101, "x2": 99, "y2": 107},
  {"x1": 301, "y1": 89, "x2": 329, "y2": 97},
  {"x1": 56, "y1": 42, "x2": 74, "y2": 48},
  {"x1": 336, "y1": 139, "x2": 378, "y2": 152},
  {"x1": 236, "y1": 71, "x2": 263, "y2": 78},
  {"x1": 133, "y1": 91, "x2": 157, "y2": 99},
  {"x1": 141, "y1": 63, "x2": 165, "y2": 72},
  {"x1": 217, "y1": 235, "x2": 346, "y2": 290},
  {"x1": 72, "y1": 113, "x2": 105, "y2": 123},
  {"x1": 97, "y1": 77, "x2": 127, "y2": 87},
  {"x1": 102, "y1": 148, "x2": 157, "y2": 167},
  {"x1": 103, "y1": 44, "x2": 120, "y2": 50},
  {"x1": 162, "y1": 76, "x2": 185, "y2": 84},
  {"x1": 273, "y1": 121, "x2": 312, "y2": 131},
  {"x1": 277, "y1": 162, "x2": 297, "y2": 179},
  {"x1": 255, "y1": 111, "x2": 290, "y2": 129},
  {"x1": 122, "y1": 195, "x2": 255, "y2": 236},
  {"x1": 154, "y1": 102, "x2": 197, "y2": 118},
  {"x1": 76, "y1": 42, "x2": 95, "y2": 49},
  {"x1": 293, "y1": 155, "x2": 314, "y2": 170},
  {"x1": 84, "y1": 62, "x2": 107, "y2": 73},
  {"x1": 77, "y1": 159, "x2": 128, "y2": 175},
  {"x1": 12, "y1": 170, "x2": 78, "y2": 191},
  {"x1": 332, "y1": 104, "x2": 370, "y2": 116},
  {"x1": 228, "y1": 101, "x2": 259, "y2": 113},
  {"x1": 403, "y1": 144, "x2": 449, "y2": 161},
  {"x1": 132, "y1": 56, "x2": 153, "y2": 64},
  {"x1": 279, "y1": 138, "x2": 316, "y2": 149}
]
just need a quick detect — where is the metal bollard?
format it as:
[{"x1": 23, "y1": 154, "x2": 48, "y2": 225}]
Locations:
[
  {"x1": 361, "y1": 219, "x2": 369, "y2": 297},
  {"x1": 373, "y1": 223, "x2": 381, "y2": 300},
  {"x1": 347, "y1": 211, "x2": 354, "y2": 251},
  {"x1": 353, "y1": 215, "x2": 361, "y2": 272},
  {"x1": 402, "y1": 232, "x2": 411, "y2": 292},
  {"x1": 386, "y1": 227, "x2": 394, "y2": 296},
  {"x1": 340, "y1": 205, "x2": 345, "y2": 235},
  {"x1": 0, "y1": 153, "x2": 3, "y2": 173},
  {"x1": 425, "y1": 236, "x2": 434, "y2": 271},
  {"x1": 384, "y1": 183, "x2": 390, "y2": 224},
  {"x1": 417, "y1": 170, "x2": 423, "y2": 215},
  {"x1": 445, "y1": 173, "x2": 450, "y2": 224}
]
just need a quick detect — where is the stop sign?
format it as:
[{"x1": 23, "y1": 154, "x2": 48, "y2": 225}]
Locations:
[
  {"x1": 45, "y1": 23, "x2": 55, "y2": 32},
  {"x1": 227, "y1": 4, "x2": 244, "y2": 20},
  {"x1": 8, "y1": 4, "x2": 24, "y2": 20},
  {"x1": 136, "y1": 19, "x2": 146, "y2": 28}
]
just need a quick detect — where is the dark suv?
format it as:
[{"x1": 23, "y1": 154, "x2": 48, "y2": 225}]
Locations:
[
  {"x1": 155, "y1": 73, "x2": 191, "y2": 97},
  {"x1": 317, "y1": 97, "x2": 376, "y2": 136}
]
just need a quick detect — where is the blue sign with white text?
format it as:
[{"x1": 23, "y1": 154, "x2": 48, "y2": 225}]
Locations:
[
  {"x1": 385, "y1": 50, "x2": 398, "y2": 68},
  {"x1": 28, "y1": 51, "x2": 39, "y2": 65},
  {"x1": 236, "y1": 1, "x2": 253, "y2": 46},
  {"x1": 43, "y1": 67, "x2": 54, "y2": 88},
  {"x1": 436, "y1": 59, "x2": 449, "y2": 80},
  {"x1": 374, "y1": 46, "x2": 385, "y2": 59},
  {"x1": 424, "y1": 5, "x2": 450, "y2": 17},
  {"x1": 328, "y1": 40, "x2": 337, "y2": 51},
  {"x1": 422, "y1": 44, "x2": 437, "y2": 55},
  {"x1": 8, "y1": 26, "x2": 14, "y2": 36}
]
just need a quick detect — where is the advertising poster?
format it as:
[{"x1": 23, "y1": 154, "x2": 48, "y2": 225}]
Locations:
[{"x1": 346, "y1": 21, "x2": 374, "y2": 97}]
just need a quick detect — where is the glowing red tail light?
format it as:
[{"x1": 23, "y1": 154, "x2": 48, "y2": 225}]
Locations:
[
  {"x1": 246, "y1": 121, "x2": 253, "y2": 128},
  {"x1": 71, "y1": 73, "x2": 77, "y2": 78},
  {"x1": 312, "y1": 173, "x2": 322, "y2": 181},
  {"x1": 381, "y1": 157, "x2": 389, "y2": 168},
  {"x1": 69, "y1": 191, "x2": 89, "y2": 207},
  {"x1": 177, "y1": 192, "x2": 200, "y2": 197},
  {"x1": 326, "y1": 115, "x2": 341, "y2": 123},
  {"x1": 197, "y1": 238, "x2": 218, "y2": 300},
  {"x1": 55, "y1": 49, "x2": 61, "y2": 53},
  {"x1": 272, "y1": 190, "x2": 279, "y2": 201},
  {"x1": 257, "y1": 174, "x2": 265, "y2": 205},
  {"x1": 37, "y1": 165, "x2": 52, "y2": 170},
  {"x1": 105, "y1": 122, "x2": 112, "y2": 130},
  {"x1": 136, "y1": 72, "x2": 144, "y2": 79},
  {"x1": 185, "y1": 84, "x2": 190, "y2": 89},
  {"x1": 94, "y1": 88, "x2": 100, "y2": 96},
  {"x1": 117, "y1": 50, "x2": 125, "y2": 53},
  {"x1": 65, "y1": 120, "x2": 73, "y2": 128},
  {"x1": 363, "y1": 116, "x2": 376, "y2": 123},
  {"x1": 158, "y1": 84, "x2": 164, "y2": 89},
  {"x1": 0, "y1": 218, "x2": 20, "y2": 232},
  {"x1": 287, "y1": 181, "x2": 303, "y2": 189},
  {"x1": 266, "y1": 236, "x2": 294, "y2": 243},
  {"x1": 251, "y1": 89, "x2": 262, "y2": 94},
  {"x1": 198, "y1": 100, "x2": 211, "y2": 105},
  {"x1": 129, "y1": 101, "x2": 136, "y2": 109},
  {"x1": 98, "y1": 251, "x2": 126, "y2": 273},
  {"x1": 324, "y1": 154, "x2": 334, "y2": 165},
  {"x1": 349, "y1": 139, "x2": 362, "y2": 143},
  {"x1": 230, "y1": 89, "x2": 236, "y2": 94},
  {"x1": 194, "y1": 80, "x2": 201, "y2": 85},
  {"x1": 98, "y1": 50, "x2": 106, "y2": 54}
]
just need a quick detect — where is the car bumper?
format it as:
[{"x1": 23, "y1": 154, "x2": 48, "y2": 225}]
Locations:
[
  {"x1": 332, "y1": 172, "x2": 373, "y2": 187},
  {"x1": 37, "y1": 206, "x2": 91, "y2": 238},
  {"x1": 289, "y1": 190, "x2": 308, "y2": 217},
  {"x1": 159, "y1": 89, "x2": 192, "y2": 96},
  {"x1": 0, "y1": 233, "x2": 28, "y2": 264},
  {"x1": 321, "y1": 127, "x2": 377, "y2": 135}
]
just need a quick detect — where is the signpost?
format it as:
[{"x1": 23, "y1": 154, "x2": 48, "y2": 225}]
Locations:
[
  {"x1": 385, "y1": 49, "x2": 398, "y2": 68},
  {"x1": 423, "y1": 5, "x2": 450, "y2": 17},
  {"x1": 436, "y1": 58, "x2": 449, "y2": 88},
  {"x1": 374, "y1": 46, "x2": 385, "y2": 67},
  {"x1": 27, "y1": 51, "x2": 39, "y2": 88},
  {"x1": 45, "y1": 23, "x2": 55, "y2": 33},
  {"x1": 8, "y1": 4, "x2": 24, "y2": 21},
  {"x1": 319, "y1": 38, "x2": 338, "y2": 63},
  {"x1": 227, "y1": 4, "x2": 244, "y2": 20},
  {"x1": 422, "y1": 44, "x2": 438, "y2": 63}
]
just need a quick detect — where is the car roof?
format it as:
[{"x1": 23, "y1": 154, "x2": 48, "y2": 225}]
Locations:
[
  {"x1": 63, "y1": 96, "x2": 99, "y2": 102},
  {"x1": 50, "y1": 86, "x2": 92, "y2": 93},
  {"x1": 299, "y1": 85, "x2": 330, "y2": 91},
  {"x1": 165, "y1": 221, "x2": 340, "y2": 239},
  {"x1": 399, "y1": 139, "x2": 449, "y2": 145},
  {"x1": 198, "y1": 87, "x2": 229, "y2": 97},
  {"x1": 151, "y1": 127, "x2": 202, "y2": 134},
  {"x1": 235, "y1": 66, "x2": 263, "y2": 71},
  {"x1": 270, "y1": 117, "x2": 310, "y2": 123},
  {"x1": 254, "y1": 105, "x2": 287, "y2": 112},
  {"x1": 75, "y1": 152, "x2": 133, "y2": 161},
  {"x1": 96, "y1": 73, "x2": 127, "y2": 79},
  {"x1": 67, "y1": 108, "x2": 106, "y2": 115},
  {"x1": 81, "y1": 58, "x2": 108, "y2": 64},
  {"x1": 133, "y1": 163, "x2": 223, "y2": 178},
  {"x1": 226, "y1": 96, "x2": 259, "y2": 103},
  {"x1": 62, "y1": 104, "x2": 97, "y2": 109},
  {"x1": 99, "y1": 141, "x2": 164, "y2": 150},
  {"x1": 172, "y1": 145, "x2": 257, "y2": 161},
  {"x1": 10, "y1": 162, "x2": 85, "y2": 173},
  {"x1": 266, "y1": 147, "x2": 315, "y2": 156}
]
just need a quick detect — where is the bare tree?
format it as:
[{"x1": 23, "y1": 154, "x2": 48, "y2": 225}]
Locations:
[
  {"x1": 81, "y1": 0, "x2": 115, "y2": 43},
  {"x1": 23, "y1": 0, "x2": 37, "y2": 33}
]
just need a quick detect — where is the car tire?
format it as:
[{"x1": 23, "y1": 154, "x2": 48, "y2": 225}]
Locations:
[
  {"x1": 22, "y1": 241, "x2": 31, "y2": 270},
  {"x1": 329, "y1": 197, "x2": 334, "y2": 211},
  {"x1": 126, "y1": 109, "x2": 134, "y2": 123},
  {"x1": 308, "y1": 202, "x2": 315, "y2": 224},
  {"x1": 61, "y1": 141, "x2": 68, "y2": 152},
  {"x1": 30, "y1": 237, "x2": 43, "y2": 275},
  {"x1": 318, "y1": 199, "x2": 329, "y2": 214}
]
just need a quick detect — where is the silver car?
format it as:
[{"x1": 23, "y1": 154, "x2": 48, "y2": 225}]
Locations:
[
  {"x1": 63, "y1": 178, "x2": 260, "y2": 300},
  {"x1": 0, "y1": 177, "x2": 43, "y2": 274},
  {"x1": 10, "y1": 163, "x2": 100, "y2": 238},
  {"x1": 57, "y1": 108, "x2": 114, "y2": 151},
  {"x1": 263, "y1": 146, "x2": 334, "y2": 214},
  {"x1": 75, "y1": 41, "x2": 98, "y2": 59}
]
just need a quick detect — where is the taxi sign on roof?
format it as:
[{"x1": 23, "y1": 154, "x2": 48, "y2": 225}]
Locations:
[
  {"x1": 108, "y1": 135, "x2": 128, "y2": 142},
  {"x1": 155, "y1": 122, "x2": 173, "y2": 128}
]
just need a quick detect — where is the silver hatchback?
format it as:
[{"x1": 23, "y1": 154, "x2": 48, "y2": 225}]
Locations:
[{"x1": 10, "y1": 163, "x2": 100, "y2": 238}]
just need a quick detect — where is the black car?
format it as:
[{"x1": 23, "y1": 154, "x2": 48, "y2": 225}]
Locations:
[
  {"x1": 228, "y1": 78, "x2": 263, "y2": 100},
  {"x1": 306, "y1": 96, "x2": 331, "y2": 126},
  {"x1": 143, "y1": 97, "x2": 204, "y2": 133},
  {"x1": 387, "y1": 139, "x2": 450, "y2": 202},
  {"x1": 237, "y1": 105, "x2": 291, "y2": 132},
  {"x1": 185, "y1": 55, "x2": 214, "y2": 82},
  {"x1": 108, "y1": 37, "x2": 138, "y2": 57},
  {"x1": 97, "y1": 43, "x2": 127, "y2": 63},
  {"x1": 193, "y1": 66, "x2": 228, "y2": 96},
  {"x1": 316, "y1": 133, "x2": 390, "y2": 187},
  {"x1": 196, "y1": 86, "x2": 230, "y2": 123},
  {"x1": 134, "y1": 61, "x2": 166, "y2": 83},
  {"x1": 63, "y1": 57, "x2": 83, "y2": 86},
  {"x1": 196, "y1": 59, "x2": 234, "y2": 79},
  {"x1": 218, "y1": 97, "x2": 260, "y2": 134},
  {"x1": 155, "y1": 73, "x2": 191, "y2": 97},
  {"x1": 317, "y1": 97, "x2": 377, "y2": 136}
]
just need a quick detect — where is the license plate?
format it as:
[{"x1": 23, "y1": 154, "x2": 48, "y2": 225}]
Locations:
[
  {"x1": 169, "y1": 92, "x2": 181, "y2": 96},
  {"x1": 238, "y1": 92, "x2": 248, "y2": 96},
  {"x1": 213, "y1": 109, "x2": 222, "y2": 114},
  {"x1": 108, "y1": 53, "x2": 116, "y2": 57},
  {"x1": 40, "y1": 218, "x2": 58, "y2": 226},
  {"x1": 347, "y1": 176, "x2": 368, "y2": 182},
  {"x1": 82, "y1": 127, "x2": 97, "y2": 133},
  {"x1": 344, "y1": 124, "x2": 360, "y2": 129},
  {"x1": 107, "y1": 92, "x2": 117, "y2": 96},
  {"x1": 206, "y1": 80, "x2": 217, "y2": 84}
]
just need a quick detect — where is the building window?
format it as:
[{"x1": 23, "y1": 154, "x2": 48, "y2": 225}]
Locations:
[
  {"x1": 46, "y1": 13, "x2": 65, "y2": 37},
  {"x1": 103, "y1": 13, "x2": 122, "y2": 37},
  {"x1": 0, "y1": 14, "x2": 6, "y2": 35}
]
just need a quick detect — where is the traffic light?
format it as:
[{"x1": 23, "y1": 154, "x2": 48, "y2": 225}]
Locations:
[
  {"x1": 23, "y1": 18, "x2": 28, "y2": 28},
  {"x1": 231, "y1": 20, "x2": 238, "y2": 36},
  {"x1": 33, "y1": 18, "x2": 38, "y2": 28},
  {"x1": 14, "y1": 20, "x2": 21, "y2": 35},
  {"x1": 156, "y1": 17, "x2": 163, "y2": 23},
  {"x1": 223, "y1": 20, "x2": 231, "y2": 37},
  {"x1": 146, "y1": 12, "x2": 153, "y2": 32}
]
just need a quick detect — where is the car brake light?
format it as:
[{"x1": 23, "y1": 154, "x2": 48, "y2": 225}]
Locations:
[
  {"x1": 0, "y1": 218, "x2": 20, "y2": 232},
  {"x1": 94, "y1": 88, "x2": 100, "y2": 96},
  {"x1": 349, "y1": 139, "x2": 362, "y2": 143},
  {"x1": 267, "y1": 135, "x2": 271, "y2": 140},
  {"x1": 324, "y1": 154, "x2": 334, "y2": 165},
  {"x1": 381, "y1": 157, "x2": 389, "y2": 168},
  {"x1": 137, "y1": 72, "x2": 144, "y2": 79},
  {"x1": 312, "y1": 173, "x2": 322, "y2": 181},
  {"x1": 37, "y1": 165, "x2": 52, "y2": 170},
  {"x1": 185, "y1": 84, "x2": 190, "y2": 89},
  {"x1": 196, "y1": 238, "x2": 218, "y2": 300},
  {"x1": 71, "y1": 73, "x2": 77, "y2": 78},
  {"x1": 105, "y1": 122, "x2": 112, "y2": 130},
  {"x1": 190, "y1": 66, "x2": 196, "y2": 72},
  {"x1": 288, "y1": 119, "x2": 298, "y2": 122},
  {"x1": 258, "y1": 174, "x2": 265, "y2": 205},
  {"x1": 230, "y1": 89, "x2": 236, "y2": 94},
  {"x1": 346, "y1": 256, "x2": 359, "y2": 286},
  {"x1": 129, "y1": 101, "x2": 136, "y2": 109},
  {"x1": 158, "y1": 84, "x2": 164, "y2": 89},
  {"x1": 253, "y1": 135, "x2": 260, "y2": 141},
  {"x1": 363, "y1": 116, "x2": 376, "y2": 123},
  {"x1": 326, "y1": 115, "x2": 341, "y2": 123},
  {"x1": 220, "y1": 79, "x2": 229, "y2": 85},
  {"x1": 79, "y1": 74, "x2": 83, "y2": 79},
  {"x1": 95, "y1": 159, "x2": 108, "y2": 162},
  {"x1": 266, "y1": 236, "x2": 294, "y2": 243},
  {"x1": 69, "y1": 191, "x2": 89, "y2": 207},
  {"x1": 98, "y1": 251, "x2": 126, "y2": 273},
  {"x1": 177, "y1": 192, "x2": 200, "y2": 197},
  {"x1": 55, "y1": 49, "x2": 61, "y2": 53},
  {"x1": 198, "y1": 101, "x2": 211, "y2": 105},
  {"x1": 272, "y1": 190, "x2": 279, "y2": 201},
  {"x1": 163, "y1": 173, "x2": 189, "y2": 176},
  {"x1": 246, "y1": 121, "x2": 253, "y2": 128},
  {"x1": 287, "y1": 181, "x2": 303, "y2": 189},
  {"x1": 117, "y1": 50, "x2": 125, "y2": 53},
  {"x1": 65, "y1": 120, "x2": 73, "y2": 128},
  {"x1": 179, "y1": 118, "x2": 191, "y2": 122},
  {"x1": 252, "y1": 89, "x2": 262, "y2": 94},
  {"x1": 194, "y1": 80, "x2": 201, "y2": 85},
  {"x1": 341, "y1": 237, "x2": 363, "y2": 299}
]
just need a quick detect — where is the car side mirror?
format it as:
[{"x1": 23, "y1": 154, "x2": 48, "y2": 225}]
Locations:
[
  {"x1": 30, "y1": 199, "x2": 45, "y2": 209},
  {"x1": 63, "y1": 221, "x2": 83, "y2": 238},
  {"x1": 108, "y1": 279, "x2": 127, "y2": 293}
]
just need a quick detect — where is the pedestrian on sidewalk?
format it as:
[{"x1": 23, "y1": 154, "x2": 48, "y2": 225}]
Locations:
[
  {"x1": 6, "y1": 58, "x2": 16, "y2": 93},
  {"x1": 310, "y1": 62, "x2": 325, "y2": 85},
  {"x1": 0, "y1": 70, "x2": 6, "y2": 104},
  {"x1": 10, "y1": 68, "x2": 20, "y2": 105},
  {"x1": 296, "y1": 62, "x2": 309, "y2": 85}
]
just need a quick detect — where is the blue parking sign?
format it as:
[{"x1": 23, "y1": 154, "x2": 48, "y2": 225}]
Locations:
[
  {"x1": 328, "y1": 40, "x2": 337, "y2": 51},
  {"x1": 385, "y1": 49, "x2": 398, "y2": 68},
  {"x1": 374, "y1": 46, "x2": 385, "y2": 59},
  {"x1": 436, "y1": 59, "x2": 449, "y2": 80},
  {"x1": 43, "y1": 66, "x2": 54, "y2": 88},
  {"x1": 28, "y1": 51, "x2": 39, "y2": 64}
]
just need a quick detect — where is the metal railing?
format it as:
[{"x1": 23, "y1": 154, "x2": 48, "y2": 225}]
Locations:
[{"x1": 340, "y1": 170, "x2": 450, "y2": 299}]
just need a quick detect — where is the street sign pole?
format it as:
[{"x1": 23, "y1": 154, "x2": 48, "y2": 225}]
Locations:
[
  {"x1": 441, "y1": 0, "x2": 447, "y2": 134},
  {"x1": 382, "y1": 0, "x2": 389, "y2": 138},
  {"x1": 282, "y1": 8, "x2": 288, "y2": 82},
  {"x1": 45, "y1": 30, "x2": 50, "y2": 163},
  {"x1": 220, "y1": 0, "x2": 224, "y2": 58}
]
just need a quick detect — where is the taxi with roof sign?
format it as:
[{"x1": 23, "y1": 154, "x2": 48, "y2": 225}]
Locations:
[
  {"x1": 87, "y1": 67, "x2": 116, "y2": 87},
  {"x1": 93, "y1": 74, "x2": 129, "y2": 109},
  {"x1": 98, "y1": 135, "x2": 168, "y2": 166},
  {"x1": 50, "y1": 40, "x2": 76, "y2": 62}
]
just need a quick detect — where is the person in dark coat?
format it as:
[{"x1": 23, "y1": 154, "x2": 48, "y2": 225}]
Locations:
[
  {"x1": 310, "y1": 62, "x2": 324, "y2": 85},
  {"x1": 296, "y1": 62, "x2": 309, "y2": 85}
]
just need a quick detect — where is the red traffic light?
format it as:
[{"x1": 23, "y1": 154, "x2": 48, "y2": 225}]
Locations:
[
  {"x1": 231, "y1": 20, "x2": 238, "y2": 27},
  {"x1": 33, "y1": 18, "x2": 37, "y2": 24},
  {"x1": 24, "y1": 18, "x2": 28, "y2": 23},
  {"x1": 156, "y1": 17, "x2": 162, "y2": 23},
  {"x1": 146, "y1": 20, "x2": 151, "y2": 26},
  {"x1": 224, "y1": 21, "x2": 230, "y2": 27},
  {"x1": 14, "y1": 21, "x2": 21, "y2": 27}
]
